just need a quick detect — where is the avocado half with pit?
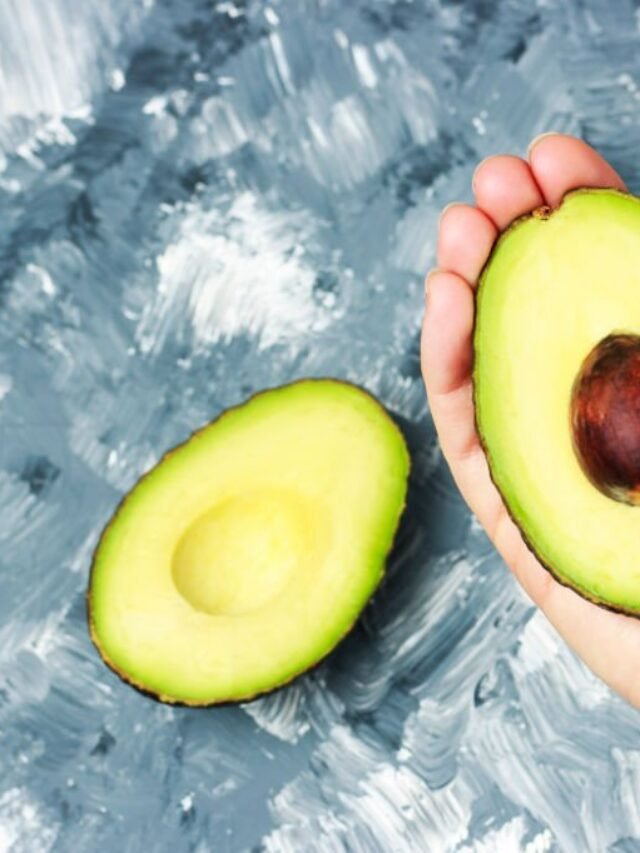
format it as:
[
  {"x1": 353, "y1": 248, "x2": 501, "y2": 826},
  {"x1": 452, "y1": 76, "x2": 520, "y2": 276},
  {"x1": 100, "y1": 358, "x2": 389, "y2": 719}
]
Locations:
[
  {"x1": 474, "y1": 187, "x2": 640, "y2": 614},
  {"x1": 88, "y1": 380, "x2": 409, "y2": 704}
]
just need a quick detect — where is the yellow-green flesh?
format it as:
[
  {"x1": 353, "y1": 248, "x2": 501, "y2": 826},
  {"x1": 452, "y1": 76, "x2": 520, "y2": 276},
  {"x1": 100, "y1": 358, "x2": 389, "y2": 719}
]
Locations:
[
  {"x1": 475, "y1": 189, "x2": 640, "y2": 611},
  {"x1": 90, "y1": 380, "x2": 409, "y2": 703}
]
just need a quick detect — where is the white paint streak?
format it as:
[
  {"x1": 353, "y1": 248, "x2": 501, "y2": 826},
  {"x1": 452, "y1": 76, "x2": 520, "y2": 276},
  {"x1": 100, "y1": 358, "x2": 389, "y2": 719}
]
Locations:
[
  {"x1": 190, "y1": 97, "x2": 248, "y2": 158},
  {"x1": 242, "y1": 686, "x2": 311, "y2": 744},
  {"x1": 0, "y1": 788, "x2": 58, "y2": 853},
  {"x1": 264, "y1": 7, "x2": 280, "y2": 27},
  {"x1": 459, "y1": 816, "x2": 530, "y2": 852},
  {"x1": 352, "y1": 45, "x2": 378, "y2": 89},
  {"x1": 143, "y1": 95, "x2": 169, "y2": 116},
  {"x1": 334, "y1": 29, "x2": 349, "y2": 51},
  {"x1": 0, "y1": 0, "x2": 147, "y2": 154},
  {"x1": 137, "y1": 192, "x2": 325, "y2": 354},
  {"x1": 266, "y1": 724, "x2": 474, "y2": 851},
  {"x1": 526, "y1": 828, "x2": 554, "y2": 853},
  {"x1": 350, "y1": 764, "x2": 470, "y2": 851},
  {"x1": 515, "y1": 611, "x2": 563, "y2": 674},
  {"x1": 26, "y1": 264, "x2": 57, "y2": 296},
  {"x1": 109, "y1": 68, "x2": 126, "y2": 91},
  {"x1": 269, "y1": 33, "x2": 295, "y2": 95},
  {"x1": 0, "y1": 374, "x2": 12, "y2": 401},
  {"x1": 613, "y1": 748, "x2": 640, "y2": 838},
  {"x1": 0, "y1": 473, "x2": 52, "y2": 550}
]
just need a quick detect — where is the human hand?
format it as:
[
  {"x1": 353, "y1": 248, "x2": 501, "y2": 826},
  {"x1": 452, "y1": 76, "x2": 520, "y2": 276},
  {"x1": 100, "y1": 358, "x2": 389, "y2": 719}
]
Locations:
[{"x1": 421, "y1": 133, "x2": 640, "y2": 707}]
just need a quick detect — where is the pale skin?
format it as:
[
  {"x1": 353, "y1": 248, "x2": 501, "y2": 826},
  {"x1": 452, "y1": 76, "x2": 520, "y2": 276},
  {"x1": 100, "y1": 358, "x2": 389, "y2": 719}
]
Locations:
[{"x1": 421, "y1": 133, "x2": 640, "y2": 707}]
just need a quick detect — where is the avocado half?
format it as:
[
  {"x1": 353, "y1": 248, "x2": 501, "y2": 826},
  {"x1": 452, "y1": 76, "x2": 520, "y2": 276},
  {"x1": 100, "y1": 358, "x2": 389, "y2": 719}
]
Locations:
[
  {"x1": 474, "y1": 187, "x2": 640, "y2": 615},
  {"x1": 88, "y1": 379, "x2": 410, "y2": 705}
]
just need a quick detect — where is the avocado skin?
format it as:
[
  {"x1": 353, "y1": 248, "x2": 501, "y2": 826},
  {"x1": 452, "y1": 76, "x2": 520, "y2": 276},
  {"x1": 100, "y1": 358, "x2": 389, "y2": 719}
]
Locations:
[
  {"x1": 87, "y1": 378, "x2": 410, "y2": 706},
  {"x1": 472, "y1": 187, "x2": 640, "y2": 619}
]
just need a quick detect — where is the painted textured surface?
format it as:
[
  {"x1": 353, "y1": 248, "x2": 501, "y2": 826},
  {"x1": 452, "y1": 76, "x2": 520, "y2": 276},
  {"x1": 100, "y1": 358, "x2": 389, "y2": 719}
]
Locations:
[{"x1": 2, "y1": 0, "x2": 640, "y2": 850}]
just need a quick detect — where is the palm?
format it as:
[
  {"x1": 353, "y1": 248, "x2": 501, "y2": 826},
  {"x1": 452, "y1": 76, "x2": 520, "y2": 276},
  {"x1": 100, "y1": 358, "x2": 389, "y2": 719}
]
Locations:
[{"x1": 421, "y1": 134, "x2": 640, "y2": 707}]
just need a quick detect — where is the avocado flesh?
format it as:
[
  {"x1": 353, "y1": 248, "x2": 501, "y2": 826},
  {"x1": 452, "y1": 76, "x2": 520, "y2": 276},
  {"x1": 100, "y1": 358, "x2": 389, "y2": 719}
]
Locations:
[
  {"x1": 89, "y1": 380, "x2": 409, "y2": 704},
  {"x1": 474, "y1": 188, "x2": 640, "y2": 614}
]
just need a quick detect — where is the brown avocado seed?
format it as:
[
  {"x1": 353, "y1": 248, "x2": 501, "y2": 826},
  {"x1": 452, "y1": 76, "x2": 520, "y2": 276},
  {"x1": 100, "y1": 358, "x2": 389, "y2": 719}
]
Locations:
[{"x1": 571, "y1": 333, "x2": 640, "y2": 505}]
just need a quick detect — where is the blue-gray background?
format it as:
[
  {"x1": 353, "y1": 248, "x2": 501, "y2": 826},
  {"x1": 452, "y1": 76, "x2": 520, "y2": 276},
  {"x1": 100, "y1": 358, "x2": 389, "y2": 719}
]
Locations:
[{"x1": 1, "y1": 1, "x2": 640, "y2": 850}]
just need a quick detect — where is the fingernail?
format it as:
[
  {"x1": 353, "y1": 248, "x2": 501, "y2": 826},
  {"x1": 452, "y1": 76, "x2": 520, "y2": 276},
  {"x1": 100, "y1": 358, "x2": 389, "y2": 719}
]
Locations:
[
  {"x1": 438, "y1": 202, "x2": 458, "y2": 227},
  {"x1": 424, "y1": 267, "x2": 442, "y2": 305},
  {"x1": 527, "y1": 131, "x2": 562, "y2": 158},
  {"x1": 471, "y1": 155, "x2": 497, "y2": 193}
]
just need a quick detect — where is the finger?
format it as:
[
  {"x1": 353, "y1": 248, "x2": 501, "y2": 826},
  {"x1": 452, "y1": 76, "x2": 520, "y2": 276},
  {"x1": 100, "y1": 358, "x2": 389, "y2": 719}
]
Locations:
[
  {"x1": 422, "y1": 272, "x2": 526, "y2": 551},
  {"x1": 473, "y1": 155, "x2": 545, "y2": 230},
  {"x1": 422, "y1": 270, "x2": 473, "y2": 400},
  {"x1": 422, "y1": 270, "x2": 484, "y2": 466},
  {"x1": 437, "y1": 204, "x2": 498, "y2": 284},
  {"x1": 528, "y1": 133, "x2": 627, "y2": 207}
]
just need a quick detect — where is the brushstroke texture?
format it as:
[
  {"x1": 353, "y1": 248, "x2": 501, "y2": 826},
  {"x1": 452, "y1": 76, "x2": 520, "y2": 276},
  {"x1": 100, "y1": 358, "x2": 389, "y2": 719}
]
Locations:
[{"x1": 1, "y1": 0, "x2": 640, "y2": 850}]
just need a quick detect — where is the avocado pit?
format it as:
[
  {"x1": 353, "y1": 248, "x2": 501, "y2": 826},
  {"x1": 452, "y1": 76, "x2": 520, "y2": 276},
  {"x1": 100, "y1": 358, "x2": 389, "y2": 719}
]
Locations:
[{"x1": 570, "y1": 333, "x2": 640, "y2": 505}]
